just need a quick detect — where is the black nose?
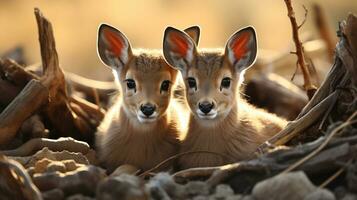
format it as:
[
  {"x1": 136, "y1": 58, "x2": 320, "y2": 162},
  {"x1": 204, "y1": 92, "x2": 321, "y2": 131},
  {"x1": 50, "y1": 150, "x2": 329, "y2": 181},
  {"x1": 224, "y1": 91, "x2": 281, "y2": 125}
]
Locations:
[
  {"x1": 140, "y1": 104, "x2": 156, "y2": 117},
  {"x1": 198, "y1": 102, "x2": 214, "y2": 114}
]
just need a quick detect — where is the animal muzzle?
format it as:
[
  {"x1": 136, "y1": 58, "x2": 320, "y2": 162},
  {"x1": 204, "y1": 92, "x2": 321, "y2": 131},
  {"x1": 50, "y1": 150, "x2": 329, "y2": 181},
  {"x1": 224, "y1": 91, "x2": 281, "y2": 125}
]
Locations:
[
  {"x1": 198, "y1": 101, "x2": 214, "y2": 114},
  {"x1": 140, "y1": 103, "x2": 156, "y2": 117}
]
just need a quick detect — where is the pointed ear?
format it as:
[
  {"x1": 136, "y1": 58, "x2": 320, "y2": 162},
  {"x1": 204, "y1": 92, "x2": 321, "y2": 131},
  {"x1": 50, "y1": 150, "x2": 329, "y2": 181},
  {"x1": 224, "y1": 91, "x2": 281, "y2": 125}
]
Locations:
[
  {"x1": 184, "y1": 26, "x2": 200, "y2": 45},
  {"x1": 225, "y1": 26, "x2": 257, "y2": 72},
  {"x1": 97, "y1": 23, "x2": 132, "y2": 70},
  {"x1": 163, "y1": 27, "x2": 196, "y2": 72}
]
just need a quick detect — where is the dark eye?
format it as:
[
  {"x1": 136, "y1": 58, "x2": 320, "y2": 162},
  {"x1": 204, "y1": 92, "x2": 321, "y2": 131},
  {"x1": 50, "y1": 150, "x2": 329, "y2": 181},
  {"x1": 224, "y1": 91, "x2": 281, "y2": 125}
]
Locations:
[
  {"x1": 220, "y1": 77, "x2": 231, "y2": 89},
  {"x1": 126, "y1": 79, "x2": 136, "y2": 90},
  {"x1": 187, "y1": 77, "x2": 197, "y2": 90},
  {"x1": 160, "y1": 80, "x2": 171, "y2": 93}
]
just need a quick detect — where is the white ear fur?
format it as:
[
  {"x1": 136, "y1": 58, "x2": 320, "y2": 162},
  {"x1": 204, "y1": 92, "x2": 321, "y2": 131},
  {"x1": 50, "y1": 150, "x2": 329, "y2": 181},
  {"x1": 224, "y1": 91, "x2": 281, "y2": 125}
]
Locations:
[
  {"x1": 163, "y1": 27, "x2": 196, "y2": 72},
  {"x1": 225, "y1": 26, "x2": 258, "y2": 72},
  {"x1": 97, "y1": 23, "x2": 132, "y2": 70}
]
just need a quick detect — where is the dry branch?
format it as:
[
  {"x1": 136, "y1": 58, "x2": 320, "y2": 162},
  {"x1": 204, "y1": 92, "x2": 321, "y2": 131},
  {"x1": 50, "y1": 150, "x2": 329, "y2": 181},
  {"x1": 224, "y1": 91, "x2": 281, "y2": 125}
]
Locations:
[
  {"x1": 257, "y1": 91, "x2": 337, "y2": 151},
  {"x1": 0, "y1": 80, "x2": 48, "y2": 145},
  {"x1": 202, "y1": 134, "x2": 357, "y2": 193},
  {"x1": 24, "y1": 63, "x2": 116, "y2": 103},
  {"x1": 257, "y1": 13, "x2": 357, "y2": 151},
  {"x1": 0, "y1": 59, "x2": 39, "y2": 87},
  {"x1": 284, "y1": 0, "x2": 317, "y2": 99},
  {"x1": 65, "y1": 72, "x2": 116, "y2": 103},
  {"x1": 34, "y1": 8, "x2": 94, "y2": 143},
  {"x1": 0, "y1": 58, "x2": 39, "y2": 106},
  {"x1": 313, "y1": 4, "x2": 337, "y2": 61},
  {"x1": 245, "y1": 73, "x2": 308, "y2": 120},
  {"x1": 281, "y1": 111, "x2": 357, "y2": 174},
  {"x1": 0, "y1": 9, "x2": 107, "y2": 146}
]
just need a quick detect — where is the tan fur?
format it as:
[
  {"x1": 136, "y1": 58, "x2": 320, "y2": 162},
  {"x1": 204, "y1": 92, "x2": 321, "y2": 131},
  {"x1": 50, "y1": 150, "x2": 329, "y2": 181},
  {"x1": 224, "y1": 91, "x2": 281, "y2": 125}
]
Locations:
[
  {"x1": 177, "y1": 49, "x2": 287, "y2": 169},
  {"x1": 96, "y1": 50, "x2": 182, "y2": 172}
]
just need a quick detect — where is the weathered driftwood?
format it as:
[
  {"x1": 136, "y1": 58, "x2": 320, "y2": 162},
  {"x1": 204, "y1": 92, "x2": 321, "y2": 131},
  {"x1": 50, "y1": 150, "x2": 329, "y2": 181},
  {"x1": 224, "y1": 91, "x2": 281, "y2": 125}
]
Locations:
[
  {"x1": 0, "y1": 154, "x2": 42, "y2": 200},
  {"x1": 66, "y1": 72, "x2": 116, "y2": 104},
  {"x1": 257, "y1": 14, "x2": 357, "y2": 151},
  {"x1": 0, "y1": 137, "x2": 90, "y2": 157},
  {"x1": 0, "y1": 59, "x2": 39, "y2": 107},
  {"x1": 25, "y1": 63, "x2": 116, "y2": 105},
  {"x1": 0, "y1": 80, "x2": 48, "y2": 146},
  {"x1": 34, "y1": 8, "x2": 95, "y2": 144},
  {"x1": 245, "y1": 73, "x2": 308, "y2": 120},
  {"x1": 19, "y1": 115, "x2": 49, "y2": 139},
  {"x1": 0, "y1": 8, "x2": 105, "y2": 146},
  {"x1": 173, "y1": 128, "x2": 357, "y2": 193}
]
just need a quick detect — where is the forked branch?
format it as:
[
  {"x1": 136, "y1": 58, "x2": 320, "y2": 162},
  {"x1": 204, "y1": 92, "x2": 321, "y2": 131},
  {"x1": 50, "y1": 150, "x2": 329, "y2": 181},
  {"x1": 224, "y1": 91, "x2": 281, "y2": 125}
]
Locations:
[{"x1": 284, "y1": 0, "x2": 317, "y2": 99}]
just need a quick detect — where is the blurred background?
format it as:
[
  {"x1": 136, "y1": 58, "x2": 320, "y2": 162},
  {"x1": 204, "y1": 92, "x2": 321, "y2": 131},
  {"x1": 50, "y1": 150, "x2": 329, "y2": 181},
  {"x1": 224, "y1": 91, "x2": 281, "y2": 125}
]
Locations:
[{"x1": 0, "y1": 0, "x2": 356, "y2": 80}]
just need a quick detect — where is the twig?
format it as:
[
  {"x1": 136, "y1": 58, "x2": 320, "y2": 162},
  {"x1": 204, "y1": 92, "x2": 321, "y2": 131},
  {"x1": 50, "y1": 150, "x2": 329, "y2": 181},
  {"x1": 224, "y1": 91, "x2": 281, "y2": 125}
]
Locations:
[
  {"x1": 92, "y1": 88, "x2": 101, "y2": 111},
  {"x1": 173, "y1": 166, "x2": 219, "y2": 181},
  {"x1": 319, "y1": 159, "x2": 353, "y2": 188},
  {"x1": 65, "y1": 72, "x2": 116, "y2": 101},
  {"x1": 138, "y1": 151, "x2": 235, "y2": 178},
  {"x1": 284, "y1": 0, "x2": 317, "y2": 99},
  {"x1": 281, "y1": 111, "x2": 357, "y2": 174},
  {"x1": 70, "y1": 96, "x2": 105, "y2": 121},
  {"x1": 256, "y1": 91, "x2": 337, "y2": 153},
  {"x1": 297, "y1": 5, "x2": 308, "y2": 29}
]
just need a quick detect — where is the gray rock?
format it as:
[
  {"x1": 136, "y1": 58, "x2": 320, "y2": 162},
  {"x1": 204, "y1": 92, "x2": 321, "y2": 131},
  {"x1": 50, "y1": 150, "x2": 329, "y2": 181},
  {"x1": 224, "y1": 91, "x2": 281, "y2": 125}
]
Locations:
[
  {"x1": 226, "y1": 195, "x2": 244, "y2": 200},
  {"x1": 304, "y1": 188, "x2": 335, "y2": 200},
  {"x1": 146, "y1": 173, "x2": 185, "y2": 199},
  {"x1": 209, "y1": 184, "x2": 237, "y2": 199},
  {"x1": 214, "y1": 184, "x2": 234, "y2": 196},
  {"x1": 96, "y1": 174, "x2": 146, "y2": 200},
  {"x1": 66, "y1": 194, "x2": 95, "y2": 200},
  {"x1": 146, "y1": 185, "x2": 171, "y2": 200},
  {"x1": 42, "y1": 188, "x2": 64, "y2": 200},
  {"x1": 252, "y1": 171, "x2": 316, "y2": 200},
  {"x1": 341, "y1": 193, "x2": 357, "y2": 200},
  {"x1": 211, "y1": 194, "x2": 243, "y2": 200},
  {"x1": 193, "y1": 196, "x2": 208, "y2": 200},
  {"x1": 241, "y1": 196, "x2": 255, "y2": 200},
  {"x1": 184, "y1": 181, "x2": 210, "y2": 197},
  {"x1": 334, "y1": 186, "x2": 347, "y2": 199}
]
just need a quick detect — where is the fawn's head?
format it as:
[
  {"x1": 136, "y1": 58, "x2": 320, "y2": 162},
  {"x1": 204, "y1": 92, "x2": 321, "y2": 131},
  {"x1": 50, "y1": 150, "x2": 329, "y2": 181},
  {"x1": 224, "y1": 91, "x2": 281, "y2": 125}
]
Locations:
[
  {"x1": 163, "y1": 26, "x2": 257, "y2": 123},
  {"x1": 97, "y1": 24, "x2": 177, "y2": 124}
]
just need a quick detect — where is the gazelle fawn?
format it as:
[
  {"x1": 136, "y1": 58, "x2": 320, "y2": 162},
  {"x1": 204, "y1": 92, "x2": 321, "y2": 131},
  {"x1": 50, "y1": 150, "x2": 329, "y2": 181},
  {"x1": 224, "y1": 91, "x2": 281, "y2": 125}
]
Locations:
[
  {"x1": 163, "y1": 26, "x2": 287, "y2": 169},
  {"x1": 95, "y1": 24, "x2": 183, "y2": 172}
]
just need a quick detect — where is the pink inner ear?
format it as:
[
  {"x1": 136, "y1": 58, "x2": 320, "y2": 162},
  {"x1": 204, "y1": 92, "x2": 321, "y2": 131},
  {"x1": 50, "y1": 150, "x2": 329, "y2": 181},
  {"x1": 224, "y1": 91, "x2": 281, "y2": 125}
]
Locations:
[
  {"x1": 103, "y1": 29, "x2": 124, "y2": 56},
  {"x1": 230, "y1": 32, "x2": 251, "y2": 60},
  {"x1": 169, "y1": 32, "x2": 189, "y2": 57}
]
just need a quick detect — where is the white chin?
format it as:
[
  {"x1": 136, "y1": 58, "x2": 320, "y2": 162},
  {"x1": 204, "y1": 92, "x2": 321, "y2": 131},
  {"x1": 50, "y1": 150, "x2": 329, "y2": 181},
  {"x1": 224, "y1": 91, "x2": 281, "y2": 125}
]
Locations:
[
  {"x1": 197, "y1": 112, "x2": 217, "y2": 120},
  {"x1": 137, "y1": 112, "x2": 158, "y2": 123},
  {"x1": 137, "y1": 116, "x2": 157, "y2": 123}
]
